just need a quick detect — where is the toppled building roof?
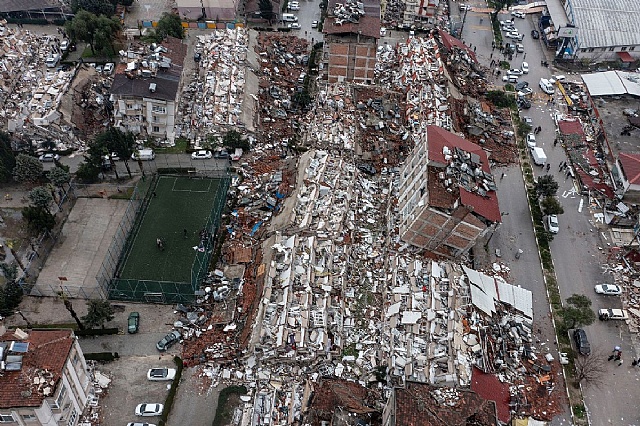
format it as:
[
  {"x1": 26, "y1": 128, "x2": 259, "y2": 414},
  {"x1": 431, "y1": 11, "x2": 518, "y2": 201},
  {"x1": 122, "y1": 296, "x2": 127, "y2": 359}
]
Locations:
[
  {"x1": 305, "y1": 378, "x2": 380, "y2": 426},
  {"x1": 390, "y1": 381, "x2": 499, "y2": 426},
  {"x1": 110, "y1": 36, "x2": 187, "y2": 102},
  {"x1": 0, "y1": 329, "x2": 74, "y2": 408}
]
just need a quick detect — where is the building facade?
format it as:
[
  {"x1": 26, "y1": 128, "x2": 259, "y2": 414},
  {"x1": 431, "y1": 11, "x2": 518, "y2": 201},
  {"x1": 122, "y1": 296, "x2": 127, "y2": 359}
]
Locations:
[{"x1": 0, "y1": 329, "x2": 91, "y2": 426}]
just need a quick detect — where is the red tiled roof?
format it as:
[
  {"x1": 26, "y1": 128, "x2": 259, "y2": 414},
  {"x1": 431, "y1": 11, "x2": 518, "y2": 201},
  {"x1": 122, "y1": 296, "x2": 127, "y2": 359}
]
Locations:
[
  {"x1": 395, "y1": 381, "x2": 499, "y2": 425},
  {"x1": 619, "y1": 152, "x2": 640, "y2": 185},
  {"x1": 437, "y1": 29, "x2": 478, "y2": 63},
  {"x1": 427, "y1": 126, "x2": 490, "y2": 172},
  {"x1": 324, "y1": 15, "x2": 381, "y2": 39},
  {"x1": 557, "y1": 119, "x2": 584, "y2": 136},
  {"x1": 307, "y1": 378, "x2": 378, "y2": 424},
  {"x1": 460, "y1": 187, "x2": 501, "y2": 223},
  {"x1": 617, "y1": 51, "x2": 634, "y2": 63},
  {"x1": 0, "y1": 330, "x2": 74, "y2": 409},
  {"x1": 470, "y1": 367, "x2": 511, "y2": 424}
]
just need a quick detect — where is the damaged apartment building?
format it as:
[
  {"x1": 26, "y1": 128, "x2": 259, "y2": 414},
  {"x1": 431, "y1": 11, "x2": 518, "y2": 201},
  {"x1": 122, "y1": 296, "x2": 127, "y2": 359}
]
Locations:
[
  {"x1": 323, "y1": 0, "x2": 381, "y2": 84},
  {"x1": 109, "y1": 36, "x2": 187, "y2": 145},
  {"x1": 396, "y1": 125, "x2": 501, "y2": 258}
]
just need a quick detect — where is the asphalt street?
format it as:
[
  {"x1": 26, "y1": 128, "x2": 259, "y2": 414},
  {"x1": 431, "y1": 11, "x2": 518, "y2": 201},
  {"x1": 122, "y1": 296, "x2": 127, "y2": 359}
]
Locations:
[{"x1": 461, "y1": 3, "x2": 640, "y2": 424}]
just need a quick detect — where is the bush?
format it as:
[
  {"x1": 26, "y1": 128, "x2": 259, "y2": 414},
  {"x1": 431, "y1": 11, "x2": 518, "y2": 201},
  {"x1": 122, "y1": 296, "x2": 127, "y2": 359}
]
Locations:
[
  {"x1": 159, "y1": 357, "x2": 184, "y2": 426},
  {"x1": 84, "y1": 352, "x2": 119, "y2": 362}
]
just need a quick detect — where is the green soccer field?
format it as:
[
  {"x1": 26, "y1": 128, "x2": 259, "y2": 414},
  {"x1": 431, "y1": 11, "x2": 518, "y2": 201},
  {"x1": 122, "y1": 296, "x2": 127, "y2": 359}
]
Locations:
[{"x1": 118, "y1": 175, "x2": 225, "y2": 283}]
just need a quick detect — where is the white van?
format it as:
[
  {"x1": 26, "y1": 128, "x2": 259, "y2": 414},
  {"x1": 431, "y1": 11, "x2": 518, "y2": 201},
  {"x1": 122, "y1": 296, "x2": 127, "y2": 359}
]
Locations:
[
  {"x1": 132, "y1": 148, "x2": 155, "y2": 161},
  {"x1": 539, "y1": 78, "x2": 555, "y2": 95},
  {"x1": 282, "y1": 13, "x2": 298, "y2": 22}
]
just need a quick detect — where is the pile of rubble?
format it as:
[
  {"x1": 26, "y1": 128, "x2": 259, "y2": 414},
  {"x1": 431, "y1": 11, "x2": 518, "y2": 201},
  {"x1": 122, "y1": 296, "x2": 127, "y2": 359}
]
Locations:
[{"x1": 178, "y1": 29, "x2": 250, "y2": 144}]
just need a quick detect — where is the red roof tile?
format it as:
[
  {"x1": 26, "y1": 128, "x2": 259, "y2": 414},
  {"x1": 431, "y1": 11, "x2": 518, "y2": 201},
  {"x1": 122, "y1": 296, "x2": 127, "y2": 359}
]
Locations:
[
  {"x1": 470, "y1": 367, "x2": 511, "y2": 424},
  {"x1": 395, "y1": 381, "x2": 499, "y2": 425},
  {"x1": 437, "y1": 29, "x2": 478, "y2": 63},
  {"x1": 324, "y1": 15, "x2": 381, "y2": 39},
  {"x1": 307, "y1": 378, "x2": 378, "y2": 425},
  {"x1": 0, "y1": 330, "x2": 74, "y2": 409},
  {"x1": 427, "y1": 126, "x2": 490, "y2": 172},
  {"x1": 557, "y1": 119, "x2": 584, "y2": 136},
  {"x1": 618, "y1": 153, "x2": 640, "y2": 185},
  {"x1": 460, "y1": 187, "x2": 501, "y2": 222}
]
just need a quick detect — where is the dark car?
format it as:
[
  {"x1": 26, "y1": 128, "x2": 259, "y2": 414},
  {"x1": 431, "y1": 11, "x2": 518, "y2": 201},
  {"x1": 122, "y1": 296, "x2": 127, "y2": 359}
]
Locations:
[
  {"x1": 213, "y1": 150, "x2": 230, "y2": 159},
  {"x1": 357, "y1": 164, "x2": 376, "y2": 175},
  {"x1": 531, "y1": 29, "x2": 540, "y2": 39},
  {"x1": 573, "y1": 328, "x2": 591, "y2": 356},
  {"x1": 517, "y1": 97, "x2": 531, "y2": 110},
  {"x1": 515, "y1": 81, "x2": 529, "y2": 91},
  {"x1": 127, "y1": 312, "x2": 140, "y2": 334},
  {"x1": 194, "y1": 52, "x2": 202, "y2": 62},
  {"x1": 156, "y1": 330, "x2": 181, "y2": 351}
]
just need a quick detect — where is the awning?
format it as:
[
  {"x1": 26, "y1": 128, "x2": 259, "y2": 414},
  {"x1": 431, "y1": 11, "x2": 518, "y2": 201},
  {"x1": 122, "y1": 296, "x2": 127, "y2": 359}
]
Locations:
[{"x1": 618, "y1": 51, "x2": 634, "y2": 63}]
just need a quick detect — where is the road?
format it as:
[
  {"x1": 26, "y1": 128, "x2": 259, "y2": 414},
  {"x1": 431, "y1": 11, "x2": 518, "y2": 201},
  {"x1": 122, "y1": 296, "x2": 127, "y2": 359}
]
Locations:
[
  {"x1": 281, "y1": 0, "x2": 324, "y2": 44},
  {"x1": 461, "y1": 4, "x2": 640, "y2": 424}
]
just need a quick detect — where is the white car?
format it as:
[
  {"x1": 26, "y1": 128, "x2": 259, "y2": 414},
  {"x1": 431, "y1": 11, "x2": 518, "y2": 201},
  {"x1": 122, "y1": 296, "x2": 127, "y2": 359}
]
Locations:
[
  {"x1": 191, "y1": 150, "x2": 212, "y2": 160},
  {"x1": 135, "y1": 403, "x2": 163, "y2": 417},
  {"x1": 103, "y1": 152, "x2": 120, "y2": 161},
  {"x1": 103, "y1": 62, "x2": 114, "y2": 75},
  {"x1": 380, "y1": 27, "x2": 387, "y2": 37},
  {"x1": 521, "y1": 61, "x2": 529, "y2": 74},
  {"x1": 39, "y1": 153, "x2": 60, "y2": 162},
  {"x1": 594, "y1": 284, "x2": 622, "y2": 295},
  {"x1": 516, "y1": 43, "x2": 524, "y2": 53},
  {"x1": 506, "y1": 31, "x2": 521, "y2": 39},
  {"x1": 147, "y1": 368, "x2": 177, "y2": 381},
  {"x1": 312, "y1": 20, "x2": 319, "y2": 28},
  {"x1": 547, "y1": 214, "x2": 559, "y2": 234},
  {"x1": 60, "y1": 40, "x2": 69, "y2": 52},
  {"x1": 539, "y1": 78, "x2": 555, "y2": 94},
  {"x1": 549, "y1": 75, "x2": 566, "y2": 84},
  {"x1": 518, "y1": 88, "x2": 533, "y2": 97},
  {"x1": 127, "y1": 423, "x2": 157, "y2": 426},
  {"x1": 288, "y1": 23, "x2": 301, "y2": 29},
  {"x1": 526, "y1": 133, "x2": 536, "y2": 148},
  {"x1": 511, "y1": 11, "x2": 525, "y2": 18},
  {"x1": 508, "y1": 68, "x2": 523, "y2": 76},
  {"x1": 288, "y1": 1, "x2": 299, "y2": 9}
]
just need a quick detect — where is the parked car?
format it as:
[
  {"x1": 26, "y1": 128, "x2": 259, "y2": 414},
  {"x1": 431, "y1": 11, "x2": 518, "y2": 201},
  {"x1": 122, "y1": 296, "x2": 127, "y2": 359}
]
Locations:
[
  {"x1": 213, "y1": 150, "x2": 230, "y2": 159},
  {"x1": 502, "y1": 74, "x2": 519, "y2": 83},
  {"x1": 517, "y1": 87, "x2": 533, "y2": 97},
  {"x1": 573, "y1": 328, "x2": 591, "y2": 356},
  {"x1": 191, "y1": 150, "x2": 212, "y2": 160},
  {"x1": 594, "y1": 284, "x2": 622, "y2": 295},
  {"x1": 512, "y1": 33, "x2": 524, "y2": 41},
  {"x1": 39, "y1": 153, "x2": 60, "y2": 162},
  {"x1": 506, "y1": 31, "x2": 521, "y2": 39},
  {"x1": 60, "y1": 40, "x2": 69, "y2": 52},
  {"x1": 508, "y1": 68, "x2": 523, "y2": 76},
  {"x1": 132, "y1": 149, "x2": 155, "y2": 161},
  {"x1": 459, "y1": 4, "x2": 472, "y2": 11},
  {"x1": 547, "y1": 214, "x2": 559, "y2": 233},
  {"x1": 516, "y1": 43, "x2": 525, "y2": 53},
  {"x1": 598, "y1": 308, "x2": 628, "y2": 320},
  {"x1": 549, "y1": 75, "x2": 566, "y2": 84},
  {"x1": 127, "y1": 423, "x2": 157, "y2": 426},
  {"x1": 127, "y1": 312, "x2": 140, "y2": 334},
  {"x1": 45, "y1": 54, "x2": 60, "y2": 68},
  {"x1": 539, "y1": 78, "x2": 555, "y2": 94},
  {"x1": 522, "y1": 116, "x2": 533, "y2": 125},
  {"x1": 379, "y1": 26, "x2": 387, "y2": 37},
  {"x1": 194, "y1": 52, "x2": 202, "y2": 62},
  {"x1": 521, "y1": 61, "x2": 529, "y2": 74},
  {"x1": 288, "y1": 23, "x2": 301, "y2": 29},
  {"x1": 516, "y1": 97, "x2": 531, "y2": 109},
  {"x1": 526, "y1": 133, "x2": 536, "y2": 148},
  {"x1": 312, "y1": 20, "x2": 319, "y2": 28},
  {"x1": 531, "y1": 29, "x2": 540, "y2": 39},
  {"x1": 103, "y1": 152, "x2": 120, "y2": 161},
  {"x1": 511, "y1": 10, "x2": 525, "y2": 18},
  {"x1": 515, "y1": 81, "x2": 529, "y2": 91},
  {"x1": 103, "y1": 63, "x2": 114, "y2": 75},
  {"x1": 156, "y1": 330, "x2": 181, "y2": 351},
  {"x1": 135, "y1": 403, "x2": 164, "y2": 417},
  {"x1": 147, "y1": 368, "x2": 177, "y2": 381}
]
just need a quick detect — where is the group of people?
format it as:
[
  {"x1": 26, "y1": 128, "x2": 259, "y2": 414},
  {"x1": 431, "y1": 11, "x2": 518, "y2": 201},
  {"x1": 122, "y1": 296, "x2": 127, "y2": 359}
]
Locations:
[
  {"x1": 533, "y1": 126, "x2": 542, "y2": 134},
  {"x1": 608, "y1": 346, "x2": 640, "y2": 367}
]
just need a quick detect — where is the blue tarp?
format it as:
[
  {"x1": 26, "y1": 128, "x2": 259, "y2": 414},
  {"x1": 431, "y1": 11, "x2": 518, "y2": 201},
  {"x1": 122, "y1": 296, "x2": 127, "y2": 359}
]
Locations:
[{"x1": 250, "y1": 221, "x2": 263, "y2": 236}]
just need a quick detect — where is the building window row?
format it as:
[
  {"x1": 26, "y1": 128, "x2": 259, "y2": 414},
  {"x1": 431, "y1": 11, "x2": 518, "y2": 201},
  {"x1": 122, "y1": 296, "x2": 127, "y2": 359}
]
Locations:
[{"x1": 0, "y1": 413, "x2": 15, "y2": 422}]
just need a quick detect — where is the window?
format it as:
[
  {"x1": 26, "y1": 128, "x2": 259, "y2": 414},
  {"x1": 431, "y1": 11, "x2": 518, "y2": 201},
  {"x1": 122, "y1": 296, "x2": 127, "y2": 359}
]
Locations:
[
  {"x1": 152, "y1": 126, "x2": 160, "y2": 133},
  {"x1": 152, "y1": 105, "x2": 166, "y2": 114},
  {"x1": 580, "y1": 48, "x2": 586, "y2": 53},
  {"x1": 609, "y1": 47, "x2": 615, "y2": 51},
  {"x1": 21, "y1": 414, "x2": 36, "y2": 422},
  {"x1": 601, "y1": 48, "x2": 607, "y2": 52},
  {"x1": 67, "y1": 408, "x2": 77, "y2": 426},
  {"x1": 621, "y1": 46, "x2": 627, "y2": 51},
  {"x1": 56, "y1": 386, "x2": 67, "y2": 408},
  {"x1": 0, "y1": 414, "x2": 15, "y2": 422},
  {"x1": 630, "y1": 46, "x2": 636, "y2": 51}
]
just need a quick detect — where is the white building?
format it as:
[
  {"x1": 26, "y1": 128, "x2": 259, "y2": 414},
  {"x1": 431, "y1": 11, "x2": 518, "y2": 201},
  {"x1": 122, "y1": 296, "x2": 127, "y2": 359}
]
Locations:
[{"x1": 0, "y1": 329, "x2": 91, "y2": 426}]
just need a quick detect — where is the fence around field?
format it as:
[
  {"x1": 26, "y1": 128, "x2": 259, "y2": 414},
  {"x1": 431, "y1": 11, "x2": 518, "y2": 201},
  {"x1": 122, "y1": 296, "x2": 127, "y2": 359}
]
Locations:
[{"x1": 102, "y1": 171, "x2": 230, "y2": 304}]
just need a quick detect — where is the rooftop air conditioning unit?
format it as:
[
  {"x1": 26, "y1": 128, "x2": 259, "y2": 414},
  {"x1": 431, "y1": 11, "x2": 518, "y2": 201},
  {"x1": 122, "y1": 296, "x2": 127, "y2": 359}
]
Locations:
[{"x1": 149, "y1": 83, "x2": 156, "y2": 93}]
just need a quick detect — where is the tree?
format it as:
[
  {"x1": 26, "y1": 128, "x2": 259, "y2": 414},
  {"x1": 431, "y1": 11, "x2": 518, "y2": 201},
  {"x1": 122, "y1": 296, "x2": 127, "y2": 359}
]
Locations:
[
  {"x1": 574, "y1": 347, "x2": 606, "y2": 388},
  {"x1": 82, "y1": 299, "x2": 115, "y2": 328},
  {"x1": 48, "y1": 167, "x2": 71, "y2": 193},
  {"x1": 118, "y1": 0, "x2": 134, "y2": 6},
  {"x1": 536, "y1": 175, "x2": 559, "y2": 198},
  {"x1": 0, "y1": 280, "x2": 23, "y2": 317},
  {"x1": 258, "y1": 0, "x2": 276, "y2": 21},
  {"x1": 28, "y1": 186, "x2": 54, "y2": 210},
  {"x1": 94, "y1": 128, "x2": 136, "y2": 178},
  {"x1": 561, "y1": 294, "x2": 596, "y2": 330},
  {"x1": 541, "y1": 196, "x2": 565, "y2": 216},
  {"x1": 147, "y1": 13, "x2": 184, "y2": 43},
  {"x1": 13, "y1": 154, "x2": 43, "y2": 184},
  {"x1": 22, "y1": 206, "x2": 56, "y2": 233},
  {"x1": 223, "y1": 130, "x2": 251, "y2": 151},
  {"x1": 65, "y1": 10, "x2": 119, "y2": 55},
  {"x1": 0, "y1": 263, "x2": 18, "y2": 282},
  {"x1": 0, "y1": 131, "x2": 16, "y2": 183},
  {"x1": 76, "y1": 161, "x2": 101, "y2": 183},
  {"x1": 63, "y1": 298, "x2": 85, "y2": 330},
  {"x1": 71, "y1": 0, "x2": 114, "y2": 16},
  {"x1": 94, "y1": 15, "x2": 121, "y2": 55},
  {"x1": 486, "y1": 90, "x2": 515, "y2": 108}
]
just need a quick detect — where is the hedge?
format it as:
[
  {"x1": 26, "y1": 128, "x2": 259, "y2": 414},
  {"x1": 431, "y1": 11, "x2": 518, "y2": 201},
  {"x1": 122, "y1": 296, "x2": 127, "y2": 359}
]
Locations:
[
  {"x1": 84, "y1": 352, "x2": 119, "y2": 362},
  {"x1": 75, "y1": 327, "x2": 119, "y2": 336},
  {"x1": 158, "y1": 356, "x2": 184, "y2": 426}
]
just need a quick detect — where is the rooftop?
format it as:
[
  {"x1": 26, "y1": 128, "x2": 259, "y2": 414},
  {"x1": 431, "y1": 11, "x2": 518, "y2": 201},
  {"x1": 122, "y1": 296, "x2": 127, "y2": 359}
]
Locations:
[
  {"x1": 394, "y1": 381, "x2": 499, "y2": 426},
  {"x1": 0, "y1": 0, "x2": 64, "y2": 13},
  {"x1": 568, "y1": 0, "x2": 640, "y2": 48},
  {"x1": 0, "y1": 329, "x2": 75, "y2": 409}
]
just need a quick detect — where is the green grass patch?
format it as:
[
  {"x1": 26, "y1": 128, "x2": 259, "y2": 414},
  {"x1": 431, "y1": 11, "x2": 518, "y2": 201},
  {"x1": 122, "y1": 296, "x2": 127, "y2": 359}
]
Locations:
[
  {"x1": 573, "y1": 404, "x2": 586, "y2": 418},
  {"x1": 109, "y1": 187, "x2": 135, "y2": 200},
  {"x1": 212, "y1": 385, "x2": 248, "y2": 426},
  {"x1": 499, "y1": 60, "x2": 511, "y2": 69},
  {"x1": 156, "y1": 138, "x2": 188, "y2": 154}
]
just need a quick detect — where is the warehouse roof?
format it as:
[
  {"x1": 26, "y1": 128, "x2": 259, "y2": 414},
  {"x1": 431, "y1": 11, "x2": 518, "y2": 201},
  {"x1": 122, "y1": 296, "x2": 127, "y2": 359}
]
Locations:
[
  {"x1": 569, "y1": 0, "x2": 640, "y2": 48},
  {"x1": 581, "y1": 71, "x2": 640, "y2": 96}
]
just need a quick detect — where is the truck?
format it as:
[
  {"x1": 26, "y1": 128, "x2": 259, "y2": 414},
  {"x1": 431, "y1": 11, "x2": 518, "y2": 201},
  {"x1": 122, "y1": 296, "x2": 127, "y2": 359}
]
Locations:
[
  {"x1": 598, "y1": 308, "x2": 628, "y2": 321},
  {"x1": 530, "y1": 146, "x2": 547, "y2": 166}
]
